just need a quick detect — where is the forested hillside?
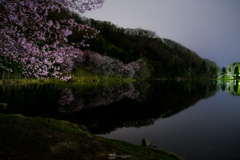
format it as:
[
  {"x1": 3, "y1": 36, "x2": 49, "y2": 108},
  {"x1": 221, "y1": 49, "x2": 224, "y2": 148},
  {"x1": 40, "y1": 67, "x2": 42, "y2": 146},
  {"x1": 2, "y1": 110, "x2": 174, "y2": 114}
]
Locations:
[
  {"x1": 67, "y1": 11, "x2": 219, "y2": 79},
  {"x1": 0, "y1": 3, "x2": 219, "y2": 80}
]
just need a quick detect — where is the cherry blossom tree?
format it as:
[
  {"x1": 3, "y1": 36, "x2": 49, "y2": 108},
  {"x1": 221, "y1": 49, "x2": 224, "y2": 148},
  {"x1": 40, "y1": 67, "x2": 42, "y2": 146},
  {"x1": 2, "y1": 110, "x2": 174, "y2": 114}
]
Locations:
[
  {"x1": 0, "y1": 0, "x2": 104, "y2": 81},
  {"x1": 72, "y1": 49, "x2": 85, "y2": 68},
  {"x1": 85, "y1": 51, "x2": 140, "y2": 78}
]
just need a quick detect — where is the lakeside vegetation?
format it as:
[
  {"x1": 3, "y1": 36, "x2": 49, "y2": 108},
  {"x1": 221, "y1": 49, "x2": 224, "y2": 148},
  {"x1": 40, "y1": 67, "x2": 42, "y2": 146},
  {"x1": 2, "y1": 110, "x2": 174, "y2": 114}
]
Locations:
[
  {"x1": 0, "y1": 113, "x2": 183, "y2": 160},
  {"x1": 218, "y1": 62, "x2": 240, "y2": 79},
  {"x1": 0, "y1": 6, "x2": 220, "y2": 81},
  {"x1": 0, "y1": 68, "x2": 137, "y2": 86}
]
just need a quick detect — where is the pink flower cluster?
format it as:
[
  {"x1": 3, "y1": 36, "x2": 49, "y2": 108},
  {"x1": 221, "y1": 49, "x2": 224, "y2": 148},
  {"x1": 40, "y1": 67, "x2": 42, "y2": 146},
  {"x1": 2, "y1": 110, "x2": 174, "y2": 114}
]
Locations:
[
  {"x1": 0, "y1": 0, "x2": 104, "y2": 81},
  {"x1": 85, "y1": 51, "x2": 141, "y2": 78}
]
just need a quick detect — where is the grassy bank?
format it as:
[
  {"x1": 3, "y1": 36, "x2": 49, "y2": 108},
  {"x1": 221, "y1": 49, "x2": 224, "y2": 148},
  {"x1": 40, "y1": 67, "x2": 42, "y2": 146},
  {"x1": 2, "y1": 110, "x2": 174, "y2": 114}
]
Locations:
[
  {"x1": 0, "y1": 76, "x2": 135, "y2": 86},
  {"x1": 0, "y1": 113, "x2": 183, "y2": 160},
  {"x1": 0, "y1": 69, "x2": 139, "y2": 85}
]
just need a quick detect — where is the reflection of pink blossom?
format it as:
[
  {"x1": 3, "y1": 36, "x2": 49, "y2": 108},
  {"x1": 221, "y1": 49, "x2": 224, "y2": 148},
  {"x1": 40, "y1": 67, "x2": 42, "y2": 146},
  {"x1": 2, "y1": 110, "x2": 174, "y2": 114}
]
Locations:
[
  {"x1": 69, "y1": 103, "x2": 84, "y2": 113},
  {"x1": 88, "y1": 84, "x2": 139, "y2": 108},
  {"x1": 58, "y1": 83, "x2": 141, "y2": 112},
  {"x1": 58, "y1": 88, "x2": 74, "y2": 106},
  {"x1": 124, "y1": 83, "x2": 140, "y2": 99},
  {"x1": 69, "y1": 98, "x2": 85, "y2": 113},
  {"x1": 58, "y1": 88, "x2": 85, "y2": 113}
]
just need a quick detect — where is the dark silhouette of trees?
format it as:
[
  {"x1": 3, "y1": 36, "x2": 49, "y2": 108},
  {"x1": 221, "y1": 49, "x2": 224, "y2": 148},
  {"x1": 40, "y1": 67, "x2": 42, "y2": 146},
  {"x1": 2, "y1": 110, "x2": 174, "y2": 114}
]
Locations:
[
  {"x1": 200, "y1": 60, "x2": 208, "y2": 74},
  {"x1": 234, "y1": 66, "x2": 239, "y2": 78},
  {"x1": 222, "y1": 67, "x2": 226, "y2": 74}
]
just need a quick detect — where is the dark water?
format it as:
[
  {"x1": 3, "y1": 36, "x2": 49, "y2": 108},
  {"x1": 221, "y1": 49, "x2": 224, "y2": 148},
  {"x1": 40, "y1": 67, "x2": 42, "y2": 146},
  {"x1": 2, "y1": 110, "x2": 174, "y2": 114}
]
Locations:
[{"x1": 0, "y1": 80, "x2": 240, "y2": 160}]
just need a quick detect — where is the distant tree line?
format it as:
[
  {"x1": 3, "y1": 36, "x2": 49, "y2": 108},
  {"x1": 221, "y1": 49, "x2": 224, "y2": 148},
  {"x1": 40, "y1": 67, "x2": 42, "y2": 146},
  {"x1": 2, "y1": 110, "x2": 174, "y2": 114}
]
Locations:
[{"x1": 67, "y1": 12, "x2": 220, "y2": 79}]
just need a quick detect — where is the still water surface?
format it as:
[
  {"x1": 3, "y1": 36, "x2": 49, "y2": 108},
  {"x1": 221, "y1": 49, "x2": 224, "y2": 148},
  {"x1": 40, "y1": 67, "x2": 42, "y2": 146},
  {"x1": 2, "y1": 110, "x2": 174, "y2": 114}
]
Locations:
[{"x1": 0, "y1": 80, "x2": 239, "y2": 160}]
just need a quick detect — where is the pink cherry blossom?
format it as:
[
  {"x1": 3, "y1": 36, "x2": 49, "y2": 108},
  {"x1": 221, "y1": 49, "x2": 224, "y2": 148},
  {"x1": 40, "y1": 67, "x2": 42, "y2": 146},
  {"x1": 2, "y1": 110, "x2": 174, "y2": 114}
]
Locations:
[{"x1": 0, "y1": 0, "x2": 104, "y2": 81}]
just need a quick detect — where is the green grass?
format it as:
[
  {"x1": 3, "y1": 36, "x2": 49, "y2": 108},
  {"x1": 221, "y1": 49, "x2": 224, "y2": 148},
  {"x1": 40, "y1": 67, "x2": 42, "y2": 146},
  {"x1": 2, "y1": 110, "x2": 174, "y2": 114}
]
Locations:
[
  {"x1": 0, "y1": 113, "x2": 183, "y2": 160},
  {"x1": 0, "y1": 68, "x2": 138, "y2": 85}
]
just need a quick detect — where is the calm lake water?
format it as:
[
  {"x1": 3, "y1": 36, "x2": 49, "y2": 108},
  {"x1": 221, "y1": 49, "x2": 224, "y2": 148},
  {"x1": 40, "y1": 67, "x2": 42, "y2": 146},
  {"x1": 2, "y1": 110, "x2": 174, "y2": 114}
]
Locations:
[{"x1": 0, "y1": 80, "x2": 240, "y2": 160}]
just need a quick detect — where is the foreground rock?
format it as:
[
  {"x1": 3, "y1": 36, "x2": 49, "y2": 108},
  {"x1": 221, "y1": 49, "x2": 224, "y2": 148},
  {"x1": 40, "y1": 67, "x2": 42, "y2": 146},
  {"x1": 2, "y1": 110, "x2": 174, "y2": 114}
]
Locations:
[
  {"x1": 141, "y1": 138, "x2": 158, "y2": 149},
  {"x1": 141, "y1": 138, "x2": 152, "y2": 147},
  {"x1": 0, "y1": 113, "x2": 183, "y2": 160}
]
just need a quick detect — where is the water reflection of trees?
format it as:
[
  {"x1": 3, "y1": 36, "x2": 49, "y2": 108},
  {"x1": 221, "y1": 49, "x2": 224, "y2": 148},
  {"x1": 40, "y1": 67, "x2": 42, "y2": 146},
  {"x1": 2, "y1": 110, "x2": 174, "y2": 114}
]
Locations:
[
  {"x1": 87, "y1": 83, "x2": 139, "y2": 108},
  {"x1": 57, "y1": 83, "x2": 140, "y2": 113},
  {"x1": 0, "y1": 84, "x2": 60, "y2": 117},
  {"x1": 0, "y1": 83, "x2": 141, "y2": 116},
  {"x1": 58, "y1": 88, "x2": 85, "y2": 113},
  {"x1": 65, "y1": 80, "x2": 219, "y2": 134},
  {"x1": 0, "y1": 80, "x2": 219, "y2": 134},
  {"x1": 219, "y1": 80, "x2": 240, "y2": 96}
]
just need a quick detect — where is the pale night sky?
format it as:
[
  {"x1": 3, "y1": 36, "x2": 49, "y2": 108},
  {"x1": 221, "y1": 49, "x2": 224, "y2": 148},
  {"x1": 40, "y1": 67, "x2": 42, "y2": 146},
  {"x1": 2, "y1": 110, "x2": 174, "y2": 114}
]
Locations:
[{"x1": 83, "y1": 0, "x2": 240, "y2": 68}]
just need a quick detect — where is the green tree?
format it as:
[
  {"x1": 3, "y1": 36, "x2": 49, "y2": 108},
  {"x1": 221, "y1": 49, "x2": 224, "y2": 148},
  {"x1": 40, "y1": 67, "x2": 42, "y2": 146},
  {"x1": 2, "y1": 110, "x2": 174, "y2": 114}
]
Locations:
[
  {"x1": 200, "y1": 60, "x2": 207, "y2": 74},
  {"x1": 234, "y1": 66, "x2": 239, "y2": 78},
  {"x1": 222, "y1": 67, "x2": 226, "y2": 74}
]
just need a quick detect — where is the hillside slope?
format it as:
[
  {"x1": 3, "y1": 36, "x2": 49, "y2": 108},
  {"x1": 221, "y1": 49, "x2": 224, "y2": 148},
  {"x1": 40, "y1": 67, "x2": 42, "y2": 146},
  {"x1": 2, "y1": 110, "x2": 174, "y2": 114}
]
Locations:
[
  {"x1": 68, "y1": 12, "x2": 219, "y2": 79},
  {"x1": 0, "y1": 6, "x2": 219, "y2": 80}
]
